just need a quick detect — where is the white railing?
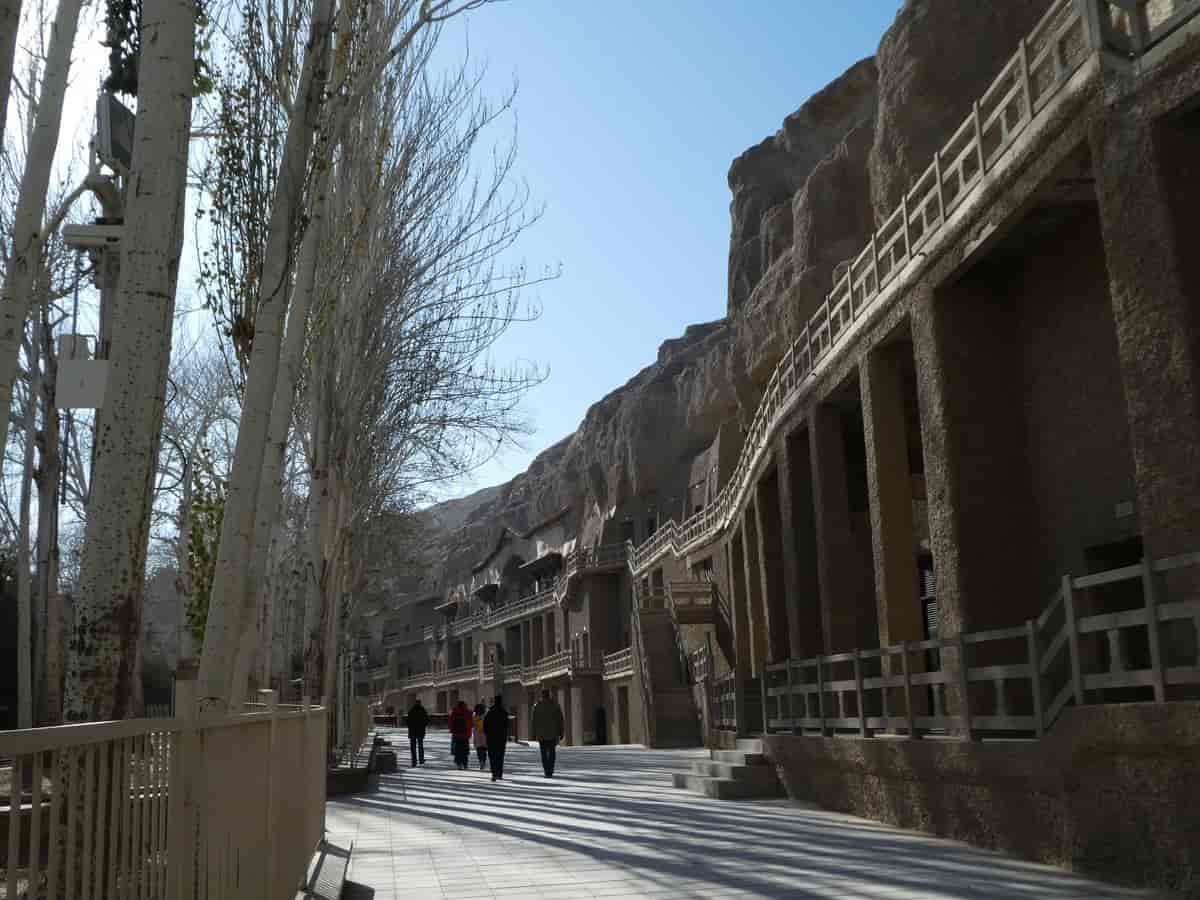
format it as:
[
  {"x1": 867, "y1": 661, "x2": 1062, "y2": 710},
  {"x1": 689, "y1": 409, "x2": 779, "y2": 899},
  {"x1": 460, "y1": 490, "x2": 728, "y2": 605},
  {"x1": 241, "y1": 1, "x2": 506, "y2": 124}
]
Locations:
[
  {"x1": 484, "y1": 587, "x2": 557, "y2": 630},
  {"x1": 449, "y1": 613, "x2": 483, "y2": 637},
  {"x1": 1095, "y1": 0, "x2": 1200, "y2": 55},
  {"x1": 0, "y1": 693, "x2": 325, "y2": 899},
  {"x1": 396, "y1": 647, "x2": 611, "y2": 692},
  {"x1": 439, "y1": 664, "x2": 481, "y2": 685},
  {"x1": 420, "y1": 545, "x2": 631, "y2": 643},
  {"x1": 713, "y1": 671, "x2": 738, "y2": 732},
  {"x1": 628, "y1": 0, "x2": 1100, "y2": 577},
  {"x1": 602, "y1": 648, "x2": 633, "y2": 680},
  {"x1": 762, "y1": 552, "x2": 1200, "y2": 739}
]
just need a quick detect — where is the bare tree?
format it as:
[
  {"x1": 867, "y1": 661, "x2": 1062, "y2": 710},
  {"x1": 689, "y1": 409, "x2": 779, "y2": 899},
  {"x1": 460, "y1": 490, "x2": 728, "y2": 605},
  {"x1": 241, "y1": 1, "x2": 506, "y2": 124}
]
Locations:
[
  {"x1": 0, "y1": 0, "x2": 20, "y2": 152},
  {"x1": 0, "y1": 0, "x2": 85, "y2": 464},
  {"x1": 65, "y1": 0, "x2": 199, "y2": 721},
  {"x1": 198, "y1": 0, "x2": 510, "y2": 713},
  {"x1": 292, "y1": 40, "x2": 553, "y2": 707}
]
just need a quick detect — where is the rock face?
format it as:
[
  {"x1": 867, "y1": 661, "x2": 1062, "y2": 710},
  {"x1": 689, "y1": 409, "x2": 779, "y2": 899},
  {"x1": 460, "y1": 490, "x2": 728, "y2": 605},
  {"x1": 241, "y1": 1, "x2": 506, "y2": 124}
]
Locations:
[
  {"x1": 727, "y1": 57, "x2": 879, "y2": 318},
  {"x1": 868, "y1": 0, "x2": 1055, "y2": 222},
  {"x1": 408, "y1": 0, "x2": 1058, "y2": 594},
  {"x1": 414, "y1": 321, "x2": 738, "y2": 592}
]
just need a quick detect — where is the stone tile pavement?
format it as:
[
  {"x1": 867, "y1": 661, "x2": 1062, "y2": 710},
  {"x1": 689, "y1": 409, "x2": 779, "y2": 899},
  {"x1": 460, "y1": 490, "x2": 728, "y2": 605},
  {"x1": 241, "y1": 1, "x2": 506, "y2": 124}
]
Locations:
[{"x1": 325, "y1": 729, "x2": 1160, "y2": 900}]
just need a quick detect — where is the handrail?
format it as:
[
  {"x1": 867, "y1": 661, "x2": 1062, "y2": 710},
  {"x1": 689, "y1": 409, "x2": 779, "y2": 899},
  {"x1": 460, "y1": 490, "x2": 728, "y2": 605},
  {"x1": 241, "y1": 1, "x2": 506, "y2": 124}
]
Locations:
[
  {"x1": 628, "y1": 0, "x2": 1104, "y2": 577},
  {"x1": 761, "y1": 551, "x2": 1200, "y2": 740},
  {"x1": 423, "y1": 543, "x2": 631, "y2": 640},
  {"x1": 602, "y1": 647, "x2": 634, "y2": 679},
  {"x1": 0, "y1": 702, "x2": 326, "y2": 896}
]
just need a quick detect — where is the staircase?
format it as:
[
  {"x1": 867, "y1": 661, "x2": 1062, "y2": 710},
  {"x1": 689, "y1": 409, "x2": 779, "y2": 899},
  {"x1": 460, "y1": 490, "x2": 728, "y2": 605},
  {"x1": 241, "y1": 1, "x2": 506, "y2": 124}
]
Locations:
[
  {"x1": 637, "y1": 607, "x2": 703, "y2": 747},
  {"x1": 672, "y1": 737, "x2": 783, "y2": 800}
]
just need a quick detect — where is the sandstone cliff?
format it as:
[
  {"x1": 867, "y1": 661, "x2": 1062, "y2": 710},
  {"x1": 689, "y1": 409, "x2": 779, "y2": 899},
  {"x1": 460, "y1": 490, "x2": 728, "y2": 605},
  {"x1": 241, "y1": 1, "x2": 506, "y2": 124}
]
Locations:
[{"x1": 391, "y1": 0, "x2": 1055, "y2": 600}]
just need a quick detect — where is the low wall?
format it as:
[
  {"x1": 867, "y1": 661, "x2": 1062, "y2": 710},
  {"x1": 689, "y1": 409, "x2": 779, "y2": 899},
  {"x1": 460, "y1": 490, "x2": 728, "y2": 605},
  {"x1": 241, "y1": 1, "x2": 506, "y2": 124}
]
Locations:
[{"x1": 763, "y1": 702, "x2": 1200, "y2": 897}]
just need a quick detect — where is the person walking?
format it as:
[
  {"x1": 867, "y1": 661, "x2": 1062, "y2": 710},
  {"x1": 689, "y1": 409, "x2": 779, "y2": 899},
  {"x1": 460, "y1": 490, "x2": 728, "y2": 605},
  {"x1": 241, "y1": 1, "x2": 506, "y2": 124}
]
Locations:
[
  {"x1": 449, "y1": 699, "x2": 473, "y2": 770},
  {"x1": 406, "y1": 698, "x2": 429, "y2": 768},
  {"x1": 473, "y1": 701, "x2": 489, "y2": 771},
  {"x1": 531, "y1": 689, "x2": 565, "y2": 778},
  {"x1": 483, "y1": 695, "x2": 510, "y2": 781}
]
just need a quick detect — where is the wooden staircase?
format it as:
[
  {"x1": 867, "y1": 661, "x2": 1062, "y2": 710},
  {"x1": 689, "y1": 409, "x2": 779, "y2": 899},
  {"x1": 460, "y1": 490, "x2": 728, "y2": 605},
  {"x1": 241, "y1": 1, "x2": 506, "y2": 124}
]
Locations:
[
  {"x1": 672, "y1": 738, "x2": 783, "y2": 800},
  {"x1": 637, "y1": 607, "x2": 703, "y2": 747}
]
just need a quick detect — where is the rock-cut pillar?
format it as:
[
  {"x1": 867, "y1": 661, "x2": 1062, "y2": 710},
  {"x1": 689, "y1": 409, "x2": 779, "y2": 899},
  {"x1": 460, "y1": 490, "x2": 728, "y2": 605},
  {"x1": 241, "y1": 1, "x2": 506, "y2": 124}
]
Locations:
[
  {"x1": 860, "y1": 346, "x2": 923, "y2": 651},
  {"x1": 1090, "y1": 112, "x2": 1200, "y2": 557}
]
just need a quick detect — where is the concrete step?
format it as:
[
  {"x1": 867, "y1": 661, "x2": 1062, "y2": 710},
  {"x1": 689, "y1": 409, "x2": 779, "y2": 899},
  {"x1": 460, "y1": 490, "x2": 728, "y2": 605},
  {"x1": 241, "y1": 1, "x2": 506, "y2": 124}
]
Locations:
[
  {"x1": 690, "y1": 760, "x2": 779, "y2": 785},
  {"x1": 671, "y1": 772, "x2": 783, "y2": 800},
  {"x1": 711, "y1": 749, "x2": 767, "y2": 765},
  {"x1": 735, "y1": 738, "x2": 764, "y2": 754}
]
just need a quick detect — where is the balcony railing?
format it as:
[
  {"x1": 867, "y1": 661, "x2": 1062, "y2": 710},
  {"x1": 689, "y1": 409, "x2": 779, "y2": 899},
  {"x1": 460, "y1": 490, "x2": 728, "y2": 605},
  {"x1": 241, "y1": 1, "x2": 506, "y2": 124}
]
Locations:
[
  {"x1": 761, "y1": 551, "x2": 1200, "y2": 740},
  {"x1": 1094, "y1": 0, "x2": 1200, "y2": 56},
  {"x1": 419, "y1": 544, "x2": 631, "y2": 642},
  {"x1": 396, "y1": 647, "x2": 610, "y2": 692},
  {"x1": 602, "y1": 648, "x2": 633, "y2": 680},
  {"x1": 627, "y1": 0, "x2": 1117, "y2": 577}
]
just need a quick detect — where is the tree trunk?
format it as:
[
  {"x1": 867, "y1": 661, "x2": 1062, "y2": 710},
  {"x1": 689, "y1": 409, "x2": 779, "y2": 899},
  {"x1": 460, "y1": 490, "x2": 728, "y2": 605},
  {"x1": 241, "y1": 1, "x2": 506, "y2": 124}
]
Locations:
[
  {"x1": 63, "y1": 0, "x2": 197, "y2": 722},
  {"x1": 35, "y1": 304, "x2": 62, "y2": 725},
  {"x1": 0, "y1": 0, "x2": 21, "y2": 150},
  {"x1": 302, "y1": 354, "x2": 331, "y2": 700},
  {"x1": 17, "y1": 325, "x2": 38, "y2": 729},
  {"x1": 0, "y1": 0, "x2": 83, "y2": 461},
  {"x1": 197, "y1": 0, "x2": 335, "y2": 713},
  {"x1": 229, "y1": 181, "x2": 328, "y2": 708}
]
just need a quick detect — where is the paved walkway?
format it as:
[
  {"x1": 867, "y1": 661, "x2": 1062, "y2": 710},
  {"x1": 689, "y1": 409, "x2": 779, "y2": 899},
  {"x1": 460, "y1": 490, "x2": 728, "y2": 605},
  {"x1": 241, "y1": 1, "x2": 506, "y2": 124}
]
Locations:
[{"x1": 326, "y1": 729, "x2": 1158, "y2": 900}]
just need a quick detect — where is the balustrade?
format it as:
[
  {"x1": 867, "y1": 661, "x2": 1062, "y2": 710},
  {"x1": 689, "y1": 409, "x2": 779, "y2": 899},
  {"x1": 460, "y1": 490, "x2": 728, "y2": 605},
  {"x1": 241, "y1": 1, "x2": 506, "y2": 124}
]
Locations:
[
  {"x1": 625, "y1": 0, "x2": 1121, "y2": 578},
  {"x1": 760, "y1": 551, "x2": 1200, "y2": 740},
  {"x1": 602, "y1": 648, "x2": 633, "y2": 680}
]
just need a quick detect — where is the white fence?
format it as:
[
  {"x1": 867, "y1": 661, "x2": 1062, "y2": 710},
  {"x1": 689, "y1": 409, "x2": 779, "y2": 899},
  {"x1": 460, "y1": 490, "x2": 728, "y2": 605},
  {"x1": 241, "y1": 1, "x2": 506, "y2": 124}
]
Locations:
[
  {"x1": 762, "y1": 553, "x2": 1200, "y2": 739},
  {"x1": 1, "y1": 693, "x2": 325, "y2": 899}
]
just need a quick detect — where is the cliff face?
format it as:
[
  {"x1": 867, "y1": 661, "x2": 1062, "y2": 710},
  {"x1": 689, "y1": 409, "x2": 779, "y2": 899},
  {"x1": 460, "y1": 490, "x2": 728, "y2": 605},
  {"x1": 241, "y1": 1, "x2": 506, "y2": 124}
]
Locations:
[
  {"x1": 404, "y1": 0, "x2": 1052, "y2": 596},
  {"x1": 869, "y1": 0, "x2": 1054, "y2": 223}
]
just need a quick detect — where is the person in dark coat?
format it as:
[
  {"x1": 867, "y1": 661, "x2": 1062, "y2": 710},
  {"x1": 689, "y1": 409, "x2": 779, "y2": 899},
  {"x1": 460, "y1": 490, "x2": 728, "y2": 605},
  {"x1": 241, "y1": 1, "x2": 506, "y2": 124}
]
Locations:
[
  {"x1": 406, "y1": 699, "x2": 429, "y2": 767},
  {"x1": 482, "y1": 695, "x2": 510, "y2": 781},
  {"x1": 449, "y1": 700, "x2": 474, "y2": 770},
  {"x1": 531, "y1": 690, "x2": 565, "y2": 777}
]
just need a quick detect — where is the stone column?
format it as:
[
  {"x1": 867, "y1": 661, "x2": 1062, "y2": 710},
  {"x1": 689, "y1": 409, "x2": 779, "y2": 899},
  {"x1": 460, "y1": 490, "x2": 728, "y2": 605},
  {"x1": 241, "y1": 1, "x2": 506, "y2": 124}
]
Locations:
[
  {"x1": 809, "y1": 404, "x2": 859, "y2": 653},
  {"x1": 726, "y1": 536, "x2": 751, "y2": 734},
  {"x1": 860, "y1": 347, "x2": 923, "y2": 650},
  {"x1": 531, "y1": 617, "x2": 543, "y2": 662},
  {"x1": 753, "y1": 471, "x2": 791, "y2": 662},
  {"x1": 740, "y1": 506, "x2": 768, "y2": 674},
  {"x1": 775, "y1": 431, "x2": 823, "y2": 660},
  {"x1": 1090, "y1": 113, "x2": 1200, "y2": 557},
  {"x1": 557, "y1": 685, "x2": 573, "y2": 745}
]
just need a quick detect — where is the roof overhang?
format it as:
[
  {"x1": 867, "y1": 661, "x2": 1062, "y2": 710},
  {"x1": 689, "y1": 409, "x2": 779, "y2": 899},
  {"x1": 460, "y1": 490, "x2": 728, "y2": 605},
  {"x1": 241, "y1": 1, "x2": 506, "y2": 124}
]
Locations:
[
  {"x1": 519, "y1": 551, "x2": 563, "y2": 577},
  {"x1": 472, "y1": 582, "x2": 500, "y2": 603}
]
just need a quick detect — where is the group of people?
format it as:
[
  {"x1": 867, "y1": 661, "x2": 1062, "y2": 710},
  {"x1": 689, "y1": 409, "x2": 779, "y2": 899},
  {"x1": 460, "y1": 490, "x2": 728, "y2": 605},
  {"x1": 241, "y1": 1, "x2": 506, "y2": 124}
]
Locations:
[{"x1": 405, "y1": 689, "x2": 566, "y2": 781}]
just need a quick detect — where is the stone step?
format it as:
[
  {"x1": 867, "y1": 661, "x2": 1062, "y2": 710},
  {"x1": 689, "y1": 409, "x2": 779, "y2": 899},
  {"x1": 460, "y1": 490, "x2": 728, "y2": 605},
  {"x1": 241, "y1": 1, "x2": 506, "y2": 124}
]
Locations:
[
  {"x1": 690, "y1": 760, "x2": 779, "y2": 785},
  {"x1": 710, "y1": 748, "x2": 768, "y2": 765},
  {"x1": 670, "y1": 772, "x2": 783, "y2": 800}
]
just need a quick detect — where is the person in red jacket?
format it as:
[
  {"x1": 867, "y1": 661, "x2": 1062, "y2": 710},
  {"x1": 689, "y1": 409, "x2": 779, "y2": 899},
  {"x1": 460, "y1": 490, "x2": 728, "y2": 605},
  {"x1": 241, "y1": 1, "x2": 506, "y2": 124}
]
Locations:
[{"x1": 448, "y1": 700, "x2": 473, "y2": 770}]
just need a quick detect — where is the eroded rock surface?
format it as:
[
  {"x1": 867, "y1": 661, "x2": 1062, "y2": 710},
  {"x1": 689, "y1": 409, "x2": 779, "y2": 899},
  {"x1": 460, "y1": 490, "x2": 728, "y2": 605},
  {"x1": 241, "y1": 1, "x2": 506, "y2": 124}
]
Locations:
[{"x1": 397, "y1": 1, "x2": 1054, "y2": 597}]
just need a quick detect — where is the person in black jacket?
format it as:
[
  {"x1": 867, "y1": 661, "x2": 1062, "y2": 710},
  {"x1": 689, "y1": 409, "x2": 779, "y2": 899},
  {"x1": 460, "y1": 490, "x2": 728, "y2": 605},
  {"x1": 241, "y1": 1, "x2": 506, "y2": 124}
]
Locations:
[
  {"x1": 482, "y1": 695, "x2": 510, "y2": 781},
  {"x1": 406, "y1": 699, "x2": 429, "y2": 767}
]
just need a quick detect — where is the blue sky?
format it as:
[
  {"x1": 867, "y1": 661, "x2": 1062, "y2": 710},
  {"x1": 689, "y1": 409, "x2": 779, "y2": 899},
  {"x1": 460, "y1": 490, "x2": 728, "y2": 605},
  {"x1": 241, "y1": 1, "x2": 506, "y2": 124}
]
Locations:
[{"x1": 432, "y1": 1, "x2": 904, "y2": 497}]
